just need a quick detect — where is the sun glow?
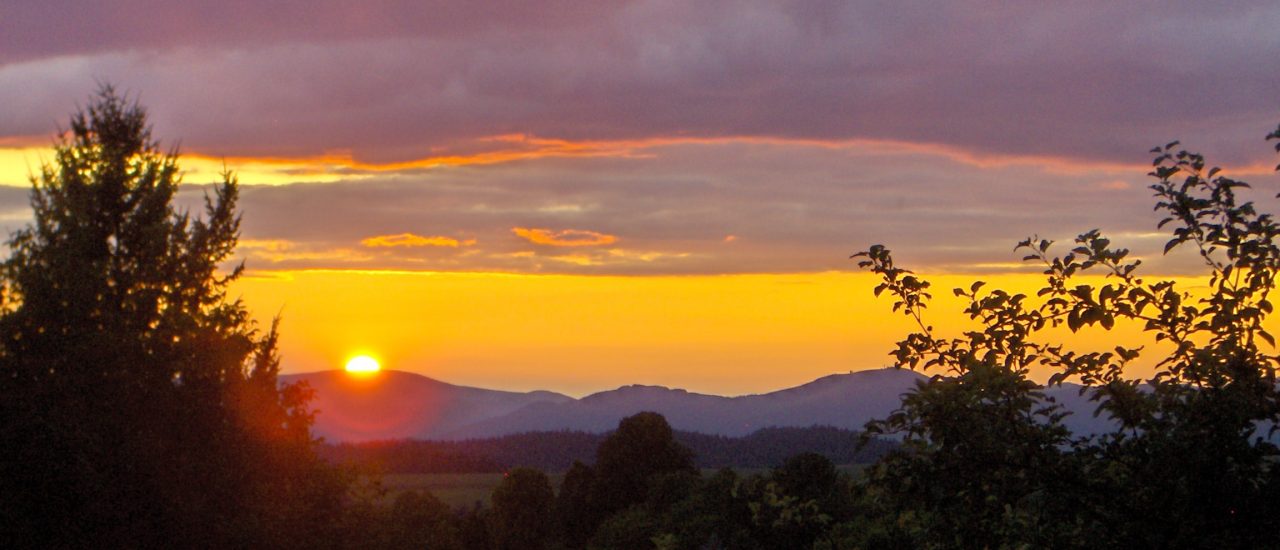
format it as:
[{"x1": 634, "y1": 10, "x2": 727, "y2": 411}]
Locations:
[
  {"x1": 344, "y1": 355, "x2": 381, "y2": 375},
  {"x1": 235, "y1": 270, "x2": 1230, "y2": 395}
]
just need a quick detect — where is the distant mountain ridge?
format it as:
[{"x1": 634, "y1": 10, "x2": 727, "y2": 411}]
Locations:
[
  {"x1": 449, "y1": 368, "x2": 926, "y2": 439},
  {"x1": 283, "y1": 368, "x2": 1117, "y2": 442},
  {"x1": 281, "y1": 370, "x2": 573, "y2": 442},
  {"x1": 321, "y1": 426, "x2": 899, "y2": 473}
]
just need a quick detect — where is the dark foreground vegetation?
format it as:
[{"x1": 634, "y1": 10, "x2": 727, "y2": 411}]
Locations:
[
  {"x1": 0, "y1": 88, "x2": 347, "y2": 548},
  {"x1": 3, "y1": 88, "x2": 1280, "y2": 548},
  {"x1": 338, "y1": 411, "x2": 881, "y2": 549},
  {"x1": 321, "y1": 425, "x2": 896, "y2": 473}
]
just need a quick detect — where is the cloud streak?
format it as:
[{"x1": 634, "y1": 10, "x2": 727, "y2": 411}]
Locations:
[
  {"x1": 361, "y1": 233, "x2": 475, "y2": 248},
  {"x1": 512, "y1": 227, "x2": 619, "y2": 247}
]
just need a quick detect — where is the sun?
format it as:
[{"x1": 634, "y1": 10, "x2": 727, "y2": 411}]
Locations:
[{"x1": 344, "y1": 355, "x2": 381, "y2": 376}]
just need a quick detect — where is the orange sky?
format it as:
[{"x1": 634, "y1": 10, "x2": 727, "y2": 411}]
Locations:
[
  {"x1": 231, "y1": 269, "x2": 1210, "y2": 396},
  {"x1": 2, "y1": 144, "x2": 1271, "y2": 396},
  {"x1": 231, "y1": 270, "x2": 896, "y2": 395},
  {"x1": 3, "y1": 5, "x2": 1276, "y2": 397},
  {"x1": 2, "y1": 136, "x2": 1274, "y2": 396}
]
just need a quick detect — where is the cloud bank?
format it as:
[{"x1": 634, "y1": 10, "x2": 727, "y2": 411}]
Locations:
[
  {"x1": 3, "y1": 1, "x2": 1277, "y2": 164},
  {"x1": 2, "y1": 2, "x2": 1277, "y2": 275}
]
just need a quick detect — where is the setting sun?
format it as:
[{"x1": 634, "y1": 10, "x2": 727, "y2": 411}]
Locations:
[{"x1": 344, "y1": 355, "x2": 381, "y2": 375}]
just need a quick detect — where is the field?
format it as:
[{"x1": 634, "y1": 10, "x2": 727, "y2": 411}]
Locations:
[
  {"x1": 377, "y1": 466, "x2": 866, "y2": 509},
  {"x1": 379, "y1": 473, "x2": 567, "y2": 509}
]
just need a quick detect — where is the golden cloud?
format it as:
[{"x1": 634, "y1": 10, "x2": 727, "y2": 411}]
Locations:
[
  {"x1": 361, "y1": 233, "x2": 476, "y2": 248},
  {"x1": 87, "y1": 133, "x2": 1193, "y2": 189},
  {"x1": 512, "y1": 227, "x2": 618, "y2": 247},
  {"x1": 239, "y1": 239, "x2": 374, "y2": 263},
  {"x1": 605, "y1": 249, "x2": 690, "y2": 262},
  {"x1": 1091, "y1": 179, "x2": 1131, "y2": 190},
  {"x1": 239, "y1": 239, "x2": 296, "y2": 252}
]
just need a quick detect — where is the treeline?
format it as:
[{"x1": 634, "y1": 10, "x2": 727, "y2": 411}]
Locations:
[
  {"x1": 320, "y1": 425, "x2": 896, "y2": 473},
  {"x1": 335, "y1": 412, "x2": 878, "y2": 549}
]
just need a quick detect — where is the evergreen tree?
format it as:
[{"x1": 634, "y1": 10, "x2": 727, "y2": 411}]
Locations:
[{"x1": 0, "y1": 86, "x2": 341, "y2": 548}]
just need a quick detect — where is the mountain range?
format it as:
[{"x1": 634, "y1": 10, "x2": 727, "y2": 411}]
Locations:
[{"x1": 283, "y1": 368, "x2": 1117, "y2": 443}]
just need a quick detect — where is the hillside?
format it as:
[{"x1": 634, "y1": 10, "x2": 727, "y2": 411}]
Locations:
[
  {"x1": 445, "y1": 368, "x2": 925, "y2": 438},
  {"x1": 286, "y1": 367, "x2": 1122, "y2": 442},
  {"x1": 281, "y1": 370, "x2": 573, "y2": 441}
]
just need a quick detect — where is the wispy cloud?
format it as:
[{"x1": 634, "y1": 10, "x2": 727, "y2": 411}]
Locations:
[
  {"x1": 238, "y1": 239, "x2": 374, "y2": 264},
  {"x1": 512, "y1": 227, "x2": 618, "y2": 247},
  {"x1": 361, "y1": 233, "x2": 475, "y2": 248}
]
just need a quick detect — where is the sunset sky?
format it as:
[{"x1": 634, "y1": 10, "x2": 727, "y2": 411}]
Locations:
[{"x1": 2, "y1": 2, "x2": 1278, "y2": 395}]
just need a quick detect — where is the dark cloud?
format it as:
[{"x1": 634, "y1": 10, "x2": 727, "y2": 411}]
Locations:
[
  {"x1": 2, "y1": 2, "x2": 1278, "y2": 164},
  {"x1": 0, "y1": 1, "x2": 622, "y2": 64}
]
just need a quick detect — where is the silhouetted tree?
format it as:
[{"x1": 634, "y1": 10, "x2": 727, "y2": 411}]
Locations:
[
  {"x1": 852, "y1": 126, "x2": 1280, "y2": 546},
  {"x1": 664, "y1": 468, "x2": 755, "y2": 549},
  {"x1": 772, "y1": 452, "x2": 840, "y2": 505},
  {"x1": 490, "y1": 467, "x2": 555, "y2": 550},
  {"x1": 556, "y1": 460, "x2": 600, "y2": 548},
  {"x1": 594, "y1": 412, "x2": 696, "y2": 516},
  {"x1": 380, "y1": 490, "x2": 461, "y2": 549},
  {"x1": 590, "y1": 507, "x2": 662, "y2": 550},
  {"x1": 0, "y1": 86, "x2": 340, "y2": 548},
  {"x1": 457, "y1": 503, "x2": 494, "y2": 550}
]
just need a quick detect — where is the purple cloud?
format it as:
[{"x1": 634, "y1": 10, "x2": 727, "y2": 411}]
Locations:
[{"x1": 1, "y1": 1, "x2": 1277, "y2": 165}]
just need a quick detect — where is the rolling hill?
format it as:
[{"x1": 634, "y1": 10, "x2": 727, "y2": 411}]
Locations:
[
  {"x1": 443, "y1": 368, "x2": 926, "y2": 439},
  {"x1": 281, "y1": 370, "x2": 573, "y2": 442},
  {"x1": 285, "y1": 367, "x2": 1120, "y2": 442}
]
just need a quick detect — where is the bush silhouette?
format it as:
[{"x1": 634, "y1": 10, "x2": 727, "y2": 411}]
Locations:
[{"x1": 852, "y1": 126, "x2": 1280, "y2": 546}]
